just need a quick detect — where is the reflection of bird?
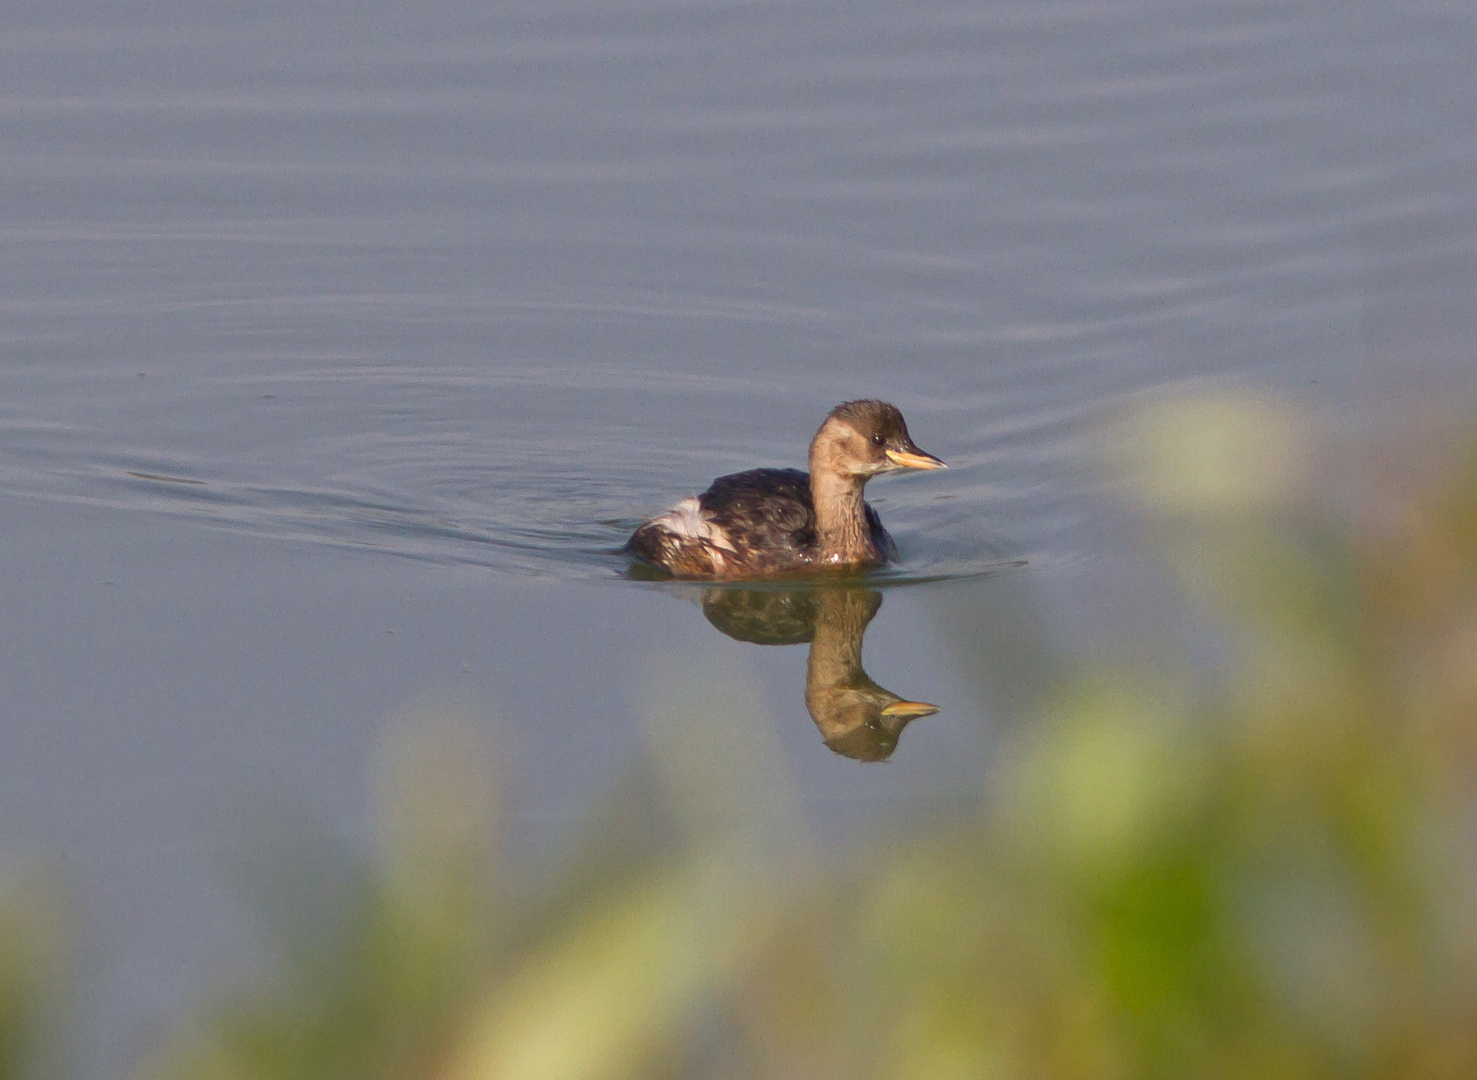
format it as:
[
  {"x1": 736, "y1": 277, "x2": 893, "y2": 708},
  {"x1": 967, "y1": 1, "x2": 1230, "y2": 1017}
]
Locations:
[
  {"x1": 700, "y1": 585, "x2": 939, "y2": 762},
  {"x1": 628, "y1": 400, "x2": 944, "y2": 579},
  {"x1": 803, "y1": 589, "x2": 938, "y2": 761}
]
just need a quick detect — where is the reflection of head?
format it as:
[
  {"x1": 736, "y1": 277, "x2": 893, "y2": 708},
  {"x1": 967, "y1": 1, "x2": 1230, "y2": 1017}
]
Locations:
[
  {"x1": 700, "y1": 585, "x2": 938, "y2": 762},
  {"x1": 803, "y1": 589, "x2": 937, "y2": 762},
  {"x1": 821, "y1": 699, "x2": 938, "y2": 762}
]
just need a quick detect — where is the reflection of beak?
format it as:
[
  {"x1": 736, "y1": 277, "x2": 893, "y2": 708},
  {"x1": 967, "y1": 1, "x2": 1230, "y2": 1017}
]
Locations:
[
  {"x1": 880, "y1": 700, "x2": 941, "y2": 720},
  {"x1": 885, "y1": 446, "x2": 947, "y2": 470}
]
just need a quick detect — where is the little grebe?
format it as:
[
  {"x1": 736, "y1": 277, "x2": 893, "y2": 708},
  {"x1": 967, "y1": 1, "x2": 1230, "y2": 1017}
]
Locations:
[{"x1": 627, "y1": 399, "x2": 945, "y2": 578}]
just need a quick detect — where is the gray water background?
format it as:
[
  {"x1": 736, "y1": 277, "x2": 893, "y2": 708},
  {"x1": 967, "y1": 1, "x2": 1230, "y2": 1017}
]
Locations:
[{"x1": 3, "y1": 0, "x2": 1476, "y2": 1073}]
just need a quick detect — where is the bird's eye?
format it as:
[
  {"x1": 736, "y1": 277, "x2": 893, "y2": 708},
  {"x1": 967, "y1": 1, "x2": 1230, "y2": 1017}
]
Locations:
[{"x1": 871, "y1": 432, "x2": 885, "y2": 447}]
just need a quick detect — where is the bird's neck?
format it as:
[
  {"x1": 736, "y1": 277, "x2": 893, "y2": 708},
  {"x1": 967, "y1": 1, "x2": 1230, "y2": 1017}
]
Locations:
[{"x1": 808, "y1": 467, "x2": 874, "y2": 563}]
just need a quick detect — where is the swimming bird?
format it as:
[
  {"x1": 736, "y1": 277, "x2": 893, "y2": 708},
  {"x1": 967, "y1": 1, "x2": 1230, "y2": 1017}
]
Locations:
[{"x1": 627, "y1": 399, "x2": 945, "y2": 578}]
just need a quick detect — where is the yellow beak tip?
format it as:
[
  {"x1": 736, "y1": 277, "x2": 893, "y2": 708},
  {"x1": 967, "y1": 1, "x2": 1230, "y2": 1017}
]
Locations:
[
  {"x1": 881, "y1": 700, "x2": 942, "y2": 720},
  {"x1": 885, "y1": 449, "x2": 947, "y2": 470}
]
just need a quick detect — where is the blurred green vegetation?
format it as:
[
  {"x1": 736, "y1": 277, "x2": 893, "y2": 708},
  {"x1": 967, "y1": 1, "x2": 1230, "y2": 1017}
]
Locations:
[
  {"x1": 0, "y1": 868, "x2": 69, "y2": 1080},
  {"x1": 16, "y1": 394, "x2": 1477, "y2": 1079}
]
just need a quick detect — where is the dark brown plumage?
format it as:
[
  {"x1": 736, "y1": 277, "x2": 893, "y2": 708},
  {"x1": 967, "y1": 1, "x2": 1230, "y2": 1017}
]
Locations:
[{"x1": 627, "y1": 400, "x2": 944, "y2": 579}]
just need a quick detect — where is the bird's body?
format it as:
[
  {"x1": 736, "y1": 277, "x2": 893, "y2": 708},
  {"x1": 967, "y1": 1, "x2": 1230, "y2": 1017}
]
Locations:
[
  {"x1": 627, "y1": 400, "x2": 943, "y2": 579},
  {"x1": 628, "y1": 466, "x2": 894, "y2": 577}
]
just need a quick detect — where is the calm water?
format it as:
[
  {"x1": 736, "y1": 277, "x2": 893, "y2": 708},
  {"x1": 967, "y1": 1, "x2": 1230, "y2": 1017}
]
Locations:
[{"x1": 3, "y1": 0, "x2": 1476, "y2": 1072}]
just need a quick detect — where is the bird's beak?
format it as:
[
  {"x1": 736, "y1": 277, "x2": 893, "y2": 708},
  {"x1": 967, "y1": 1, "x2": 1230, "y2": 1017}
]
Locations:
[
  {"x1": 880, "y1": 699, "x2": 942, "y2": 720},
  {"x1": 885, "y1": 445, "x2": 947, "y2": 470}
]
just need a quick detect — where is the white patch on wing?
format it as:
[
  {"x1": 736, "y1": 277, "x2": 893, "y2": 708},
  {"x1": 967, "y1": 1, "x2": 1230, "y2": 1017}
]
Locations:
[
  {"x1": 656, "y1": 497, "x2": 736, "y2": 551},
  {"x1": 654, "y1": 497, "x2": 703, "y2": 537}
]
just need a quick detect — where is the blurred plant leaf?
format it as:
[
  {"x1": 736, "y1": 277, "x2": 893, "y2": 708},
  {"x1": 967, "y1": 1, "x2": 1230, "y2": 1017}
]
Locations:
[{"x1": 0, "y1": 868, "x2": 70, "y2": 1080}]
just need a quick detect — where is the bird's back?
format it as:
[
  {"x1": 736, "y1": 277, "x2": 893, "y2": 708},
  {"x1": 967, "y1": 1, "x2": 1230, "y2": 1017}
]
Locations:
[{"x1": 698, "y1": 468, "x2": 817, "y2": 569}]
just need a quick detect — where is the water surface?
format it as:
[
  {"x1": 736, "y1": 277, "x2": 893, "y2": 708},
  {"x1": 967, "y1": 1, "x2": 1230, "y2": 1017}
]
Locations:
[{"x1": 2, "y1": 0, "x2": 1475, "y2": 1073}]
